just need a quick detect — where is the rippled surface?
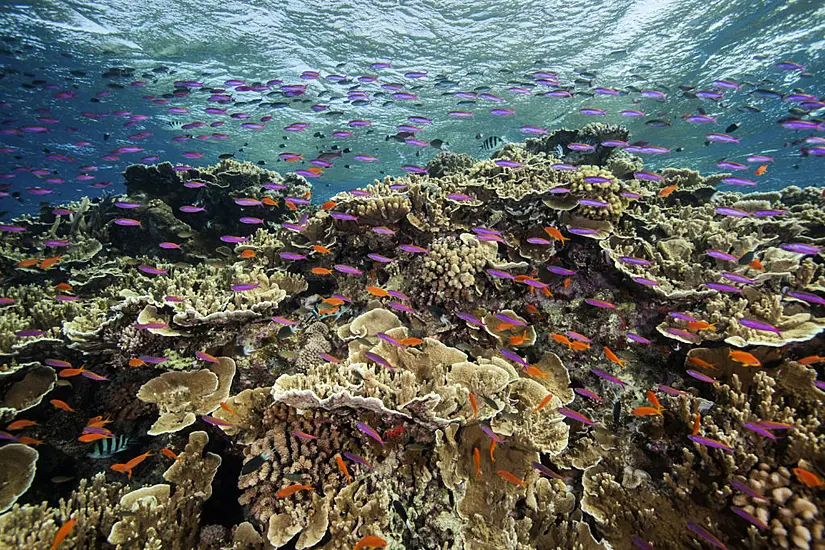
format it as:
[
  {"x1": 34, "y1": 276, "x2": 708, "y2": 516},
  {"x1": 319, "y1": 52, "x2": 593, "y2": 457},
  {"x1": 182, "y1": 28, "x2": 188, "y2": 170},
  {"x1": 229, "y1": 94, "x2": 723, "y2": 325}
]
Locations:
[{"x1": 1, "y1": 0, "x2": 824, "y2": 215}]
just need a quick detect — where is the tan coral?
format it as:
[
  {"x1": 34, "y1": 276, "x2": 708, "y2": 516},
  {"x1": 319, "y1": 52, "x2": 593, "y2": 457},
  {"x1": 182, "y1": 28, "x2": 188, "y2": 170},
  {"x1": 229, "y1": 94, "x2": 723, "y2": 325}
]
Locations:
[
  {"x1": 137, "y1": 356, "x2": 236, "y2": 435},
  {"x1": 0, "y1": 444, "x2": 38, "y2": 514}
]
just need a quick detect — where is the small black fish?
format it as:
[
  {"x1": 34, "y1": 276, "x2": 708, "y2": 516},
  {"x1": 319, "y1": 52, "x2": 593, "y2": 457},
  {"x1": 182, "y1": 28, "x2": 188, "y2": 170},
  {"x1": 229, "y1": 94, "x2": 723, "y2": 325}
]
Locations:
[
  {"x1": 218, "y1": 153, "x2": 234, "y2": 159},
  {"x1": 725, "y1": 123, "x2": 740, "y2": 133},
  {"x1": 241, "y1": 451, "x2": 272, "y2": 475}
]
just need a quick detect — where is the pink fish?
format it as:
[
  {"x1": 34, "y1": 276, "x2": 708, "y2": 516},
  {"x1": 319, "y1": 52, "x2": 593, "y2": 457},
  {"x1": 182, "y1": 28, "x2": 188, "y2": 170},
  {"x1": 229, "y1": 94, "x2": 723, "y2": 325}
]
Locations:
[
  {"x1": 557, "y1": 407, "x2": 594, "y2": 425},
  {"x1": 334, "y1": 264, "x2": 363, "y2": 275},
  {"x1": 356, "y1": 422, "x2": 385, "y2": 445}
]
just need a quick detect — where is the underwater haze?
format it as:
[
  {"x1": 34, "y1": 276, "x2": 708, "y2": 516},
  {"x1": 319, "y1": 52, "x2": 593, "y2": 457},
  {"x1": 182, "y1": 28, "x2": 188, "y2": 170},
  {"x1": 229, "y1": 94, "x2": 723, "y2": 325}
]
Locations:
[{"x1": 1, "y1": 1, "x2": 825, "y2": 550}]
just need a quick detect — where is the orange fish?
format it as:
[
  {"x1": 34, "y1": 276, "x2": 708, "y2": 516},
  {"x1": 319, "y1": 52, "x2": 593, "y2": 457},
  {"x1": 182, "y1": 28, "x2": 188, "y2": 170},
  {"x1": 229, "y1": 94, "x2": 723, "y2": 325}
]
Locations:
[
  {"x1": 86, "y1": 416, "x2": 112, "y2": 429},
  {"x1": 490, "y1": 440, "x2": 496, "y2": 463},
  {"x1": 335, "y1": 454, "x2": 352, "y2": 483},
  {"x1": 313, "y1": 244, "x2": 332, "y2": 254},
  {"x1": 658, "y1": 185, "x2": 677, "y2": 197},
  {"x1": 285, "y1": 200, "x2": 297, "y2": 211},
  {"x1": 220, "y1": 402, "x2": 237, "y2": 415},
  {"x1": 563, "y1": 277, "x2": 572, "y2": 290},
  {"x1": 473, "y1": 447, "x2": 481, "y2": 478},
  {"x1": 729, "y1": 350, "x2": 761, "y2": 367},
  {"x1": 748, "y1": 257, "x2": 764, "y2": 271},
  {"x1": 239, "y1": 249, "x2": 256, "y2": 259},
  {"x1": 799, "y1": 355, "x2": 825, "y2": 366},
  {"x1": 58, "y1": 367, "x2": 86, "y2": 378},
  {"x1": 509, "y1": 330, "x2": 529, "y2": 346},
  {"x1": 399, "y1": 337, "x2": 423, "y2": 347},
  {"x1": 6, "y1": 419, "x2": 37, "y2": 430},
  {"x1": 307, "y1": 166, "x2": 324, "y2": 175},
  {"x1": 276, "y1": 483, "x2": 314, "y2": 498},
  {"x1": 496, "y1": 322, "x2": 516, "y2": 332},
  {"x1": 525, "y1": 304, "x2": 542, "y2": 320},
  {"x1": 604, "y1": 347, "x2": 626, "y2": 368},
  {"x1": 317, "y1": 306, "x2": 339, "y2": 316},
  {"x1": 551, "y1": 333, "x2": 572, "y2": 347},
  {"x1": 686, "y1": 321, "x2": 715, "y2": 332},
  {"x1": 161, "y1": 448, "x2": 180, "y2": 461},
  {"x1": 352, "y1": 536, "x2": 387, "y2": 550},
  {"x1": 321, "y1": 201, "x2": 338, "y2": 210},
  {"x1": 645, "y1": 391, "x2": 662, "y2": 411},
  {"x1": 524, "y1": 365, "x2": 547, "y2": 378},
  {"x1": 323, "y1": 297, "x2": 345, "y2": 306},
  {"x1": 570, "y1": 341, "x2": 590, "y2": 351},
  {"x1": 793, "y1": 467, "x2": 824, "y2": 488},
  {"x1": 531, "y1": 393, "x2": 554, "y2": 413},
  {"x1": 50, "y1": 399, "x2": 75, "y2": 412},
  {"x1": 124, "y1": 451, "x2": 153, "y2": 470},
  {"x1": 544, "y1": 226, "x2": 568, "y2": 244},
  {"x1": 16, "y1": 258, "x2": 40, "y2": 268},
  {"x1": 79, "y1": 433, "x2": 112, "y2": 443},
  {"x1": 497, "y1": 469, "x2": 526, "y2": 487},
  {"x1": 54, "y1": 283, "x2": 73, "y2": 292},
  {"x1": 632, "y1": 406, "x2": 663, "y2": 417},
  {"x1": 128, "y1": 358, "x2": 146, "y2": 367},
  {"x1": 692, "y1": 413, "x2": 701, "y2": 435},
  {"x1": 755, "y1": 165, "x2": 768, "y2": 176},
  {"x1": 50, "y1": 515, "x2": 76, "y2": 550},
  {"x1": 468, "y1": 392, "x2": 478, "y2": 418},
  {"x1": 261, "y1": 197, "x2": 279, "y2": 206},
  {"x1": 687, "y1": 356, "x2": 716, "y2": 369},
  {"x1": 17, "y1": 437, "x2": 43, "y2": 445},
  {"x1": 39, "y1": 256, "x2": 61, "y2": 269},
  {"x1": 312, "y1": 267, "x2": 333, "y2": 275},
  {"x1": 366, "y1": 285, "x2": 390, "y2": 297},
  {"x1": 110, "y1": 463, "x2": 132, "y2": 477}
]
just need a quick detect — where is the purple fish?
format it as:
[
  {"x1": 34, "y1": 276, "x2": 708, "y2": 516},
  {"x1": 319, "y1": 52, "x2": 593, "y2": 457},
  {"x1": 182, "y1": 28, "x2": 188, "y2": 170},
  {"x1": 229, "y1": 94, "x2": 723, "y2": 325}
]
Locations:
[
  {"x1": 704, "y1": 282, "x2": 743, "y2": 293},
  {"x1": 626, "y1": 333, "x2": 652, "y2": 345},
  {"x1": 398, "y1": 244, "x2": 428, "y2": 254},
  {"x1": 583, "y1": 176, "x2": 611, "y2": 184},
  {"x1": 632, "y1": 276, "x2": 659, "y2": 287},
  {"x1": 367, "y1": 253, "x2": 394, "y2": 263},
  {"x1": 669, "y1": 312, "x2": 698, "y2": 322},
  {"x1": 499, "y1": 348, "x2": 528, "y2": 367},
  {"x1": 495, "y1": 313, "x2": 527, "y2": 327},
  {"x1": 568, "y1": 227, "x2": 599, "y2": 236},
  {"x1": 688, "y1": 434, "x2": 731, "y2": 453},
  {"x1": 232, "y1": 283, "x2": 260, "y2": 292},
  {"x1": 377, "y1": 332, "x2": 404, "y2": 348},
  {"x1": 113, "y1": 218, "x2": 141, "y2": 227},
  {"x1": 343, "y1": 452, "x2": 373, "y2": 470},
  {"x1": 487, "y1": 269, "x2": 515, "y2": 280},
  {"x1": 220, "y1": 235, "x2": 248, "y2": 243},
  {"x1": 329, "y1": 212, "x2": 359, "y2": 222},
  {"x1": 457, "y1": 312, "x2": 484, "y2": 326},
  {"x1": 480, "y1": 425, "x2": 504, "y2": 444},
  {"x1": 447, "y1": 193, "x2": 474, "y2": 201},
  {"x1": 547, "y1": 266, "x2": 576, "y2": 276},
  {"x1": 628, "y1": 536, "x2": 656, "y2": 550},
  {"x1": 494, "y1": 159, "x2": 522, "y2": 168},
  {"x1": 730, "y1": 480, "x2": 768, "y2": 501},
  {"x1": 240, "y1": 216, "x2": 265, "y2": 225},
  {"x1": 334, "y1": 264, "x2": 363, "y2": 275},
  {"x1": 356, "y1": 422, "x2": 385, "y2": 445},
  {"x1": 706, "y1": 133, "x2": 739, "y2": 144},
  {"x1": 574, "y1": 388, "x2": 603, "y2": 402},
  {"x1": 752, "y1": 210, "x2": 786, "y2": 217},
  {"x1": 179, "y1": 205, "x2": 205, "y2": 213},
  {"x1": 686, "y1": 523, "x2": 729, "y2": 550},
  {"x1": 785, "y1": 291, "x2": 825, "y2": 306},
  {"x1": 280, "y1": 252, "x2": 307, "y2": 261},
  {"x1": 527, "y1": 238, "x2": 553, "y2": 246},
  {"x1": 706, "y1": 250, "x2": 739, "y2": 262},
  {"x1": 585, "y1": 298, "x2": 616, "y2": 310},
  {"x1": 551, "y1": 164, "x2": 576, "y2": 171},
  {"x1": 138, "y1": 265, "x2": 167, "y2": 275},
  {"x1": 780, "y1": 243, "x2": 821, "y2": 255},
  {"x1": 721, "y1": 272, "x2": 755, "y2": 284},
  {"x1": 15, "y1": 329, "x2": 45, "y2": 337},
  {"x1": 742, "y1": 422, "x2": 778, "y2": 440},
  {"x1": 532, "y1": 461, "x2": 566, "y2": 480},
  {"x1": 737, "y1": 318, "x2": 781, "y2": 335},
  {"x1": 557, "y1": 407, "x2": 594, "y2": 425},
  {"x1": 618, "y1": 256, "x2": 653, "y2": 266},
  {"x1": 657, "y1": 384, "x2": 686, "y2": 396},
  {"x1": 687, "y1": 369, "x2": 718, "y2": 384},
  {"x1": 568, "y1": 143, "x2": 595, "y2": 151},
  {"x1": 364, "y1": 351, "x2": 395, "y2": 370},
  {"x1": 590, "y1": 368, "x2": 627, "y2": 387},
  {"x1": 387, "y1": 301, "x2": 414, "y2": 313},
  {"x1": 730, "y1": 507, "x2": 768, "y2": 530},
  {"x1": 715, "y1": 206, "x2": 751, "y2": 216}
]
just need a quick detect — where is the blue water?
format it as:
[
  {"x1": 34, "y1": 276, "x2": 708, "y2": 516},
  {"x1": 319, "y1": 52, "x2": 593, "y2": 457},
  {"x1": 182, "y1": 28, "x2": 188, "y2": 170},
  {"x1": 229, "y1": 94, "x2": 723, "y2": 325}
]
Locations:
[{"x1": 0, "y1": 0, "x2": 824, "y2": 217}]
